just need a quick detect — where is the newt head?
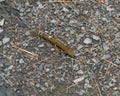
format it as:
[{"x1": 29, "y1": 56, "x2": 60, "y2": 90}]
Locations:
[{"x1": 64, "y1": 48, "x2": 75, "y2": 57}]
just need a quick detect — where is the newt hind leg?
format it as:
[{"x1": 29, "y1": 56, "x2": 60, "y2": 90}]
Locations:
[{"x1": 53, "y1": 45, "x2": 62, "y2": 55}]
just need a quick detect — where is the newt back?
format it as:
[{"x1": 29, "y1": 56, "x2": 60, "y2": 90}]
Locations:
[{"x1": 29, "y1": 33, "x2": 75, "y2": 57}]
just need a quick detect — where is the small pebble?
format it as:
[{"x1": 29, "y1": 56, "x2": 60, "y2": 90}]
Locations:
[
  {"x1": 2, "y1": 37, "x2": 10, "y2": 44},
  {"x1": 19, "y1": 58, "x2": 24, "y2": 64},
  {"x1": 106, "y1": 5, "x2": 114, "y2": 11},
  {"x1": 95, "y1": 10, "x2": 100, "y2": 16},
  {"x1": 0, "y1": 27, "x2": 3, "y2": 33},
  {"x1": 76, "y1": 70, "x2": 84, "y2": 74},
  {"x1": 50, "y1": 19, "x2": 56, "y2": 23},
  {"x1": 36, "y1": 1, "x2": 44, "y2": 9},
  {"x1": 50, "y1": 48, "x2": 55, "y2": 52},
  {"x1": 0, "y1": 18, "x2": 5, "y2": 26},
  {"x1": 22, "y1": 43, "x2": 28, "y2": 47},
  {"x1": 74, "y1": 76, "x2": 85, "y2": 84},
  {"x1": 75, "y1": 53, "x2": 80, "y2": 57},
  {"x1": 109, "y1": 78, "x2": 116, "y2": 87},
  {"x1": 90, "y1": 26, "x2": 96, "y2": 32},
  {"x1": 79, "y1": 0, "x2": 84, "y2": 2},
  {"x1": 76, "y1": 36, "x2": 81, "y2": 42},
  {"x1": 69, "y1": 20, "x2": 77, "y2": 24},
  {"x1": 101, "y1": 54, "x2": 111, "y2": 59},
  {"x1": 102, "y1": 17, "x2": 108, "y2": 22},
  {"x1": 0, "y1": 0, "x2": 5, "y2": 2},
  {"x1": 103, "y1": 43, "x2": 109, "y2": 51},
  {"x1": 73, "y1": 64, "x2": 79, "y2": 71},
  {"x1": 25, "y1": 31, "x2": 31, "y2": 35},
  {"x1": 83, "y1": 10, "x2": 88, "y2": 14},
  {"x1": 84, "y1": 79, "x2": 92, "y2": 89},
  {"x1": 115, "y1": 59, "x2": 120, "y2": 64},
  {"x1": 70, "y1": 30, "x2": 75, "y2": 35},
  {"x1": 38, "y1": 44, "x2": 44, "y2": 48},
  {"x1": 81, "y1": 27, "x2": 85, "y2": 31},
  {"x1": 92, "y1": 58, "x2": 98, "y2": 63},
  {"x1": 83, "y1": 38, "x2": 92, "y2": 44},
  {"x1": 92, "y1": 35, "x2": 100, "y2": 40},
  {"x1": 77, "y1": 45, "x2": 83, "y2": 50},
  {"x1": 45, "y1": 82, "x2": 49, "y2": 87},
  {"x1": 40, "y1": 85, "x2": 46, "y2": 91},
  {"x1": 35, "y1": 83, "x2": 40, "y2": 88},
  {"x1": 0, "y1": 41, "x2": 2, "y2": 46},
  {"x1": 45, "y1": 68, "x2": 50, "y2": 72},
  {"x1": 62, "y1": 7, "x2": 69, "y2": 12},
  {"x1": 19, "y1": 8, "x2": 25, "y2": 13},
  {"x1": 7, "y1": 65, "x2": 13, "y2": 70},
  {"x1": 0, "y1": 62, "x2": 3, "y2": 67},
  {"x1": 26, "y1": 8, "x2": 31, "y2": 12}
]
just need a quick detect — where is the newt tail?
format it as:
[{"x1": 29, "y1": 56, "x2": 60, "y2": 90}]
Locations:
[{"x1": 28, "y1": 33, "x2": 75, "y2": 57}]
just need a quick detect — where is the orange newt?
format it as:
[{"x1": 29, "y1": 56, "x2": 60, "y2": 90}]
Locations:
[{"x1": 28, "y1": 33, "x2": 75, "y2": 57}]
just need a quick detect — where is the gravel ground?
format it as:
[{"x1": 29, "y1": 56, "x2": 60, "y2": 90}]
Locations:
[{"x1": 0, "y1": 0, "x2": 120, "y2": 96}]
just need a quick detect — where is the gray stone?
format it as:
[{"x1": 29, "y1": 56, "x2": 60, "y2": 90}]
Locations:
[
  {"x1": 0, "y1": 0, "x2": 5, "y2": 2},
  {"x1": 103, "y1": 43, "x2": 109, "y2": 51},
  {"x1": 35, "y1": 83, "x2": 40, "y2": 88},
  {"x1": 0, "y1": 27, "x2": 3, "y2": 33},
  {"x1": 50, "y1": 19, "x2": 56, "y2": 23},
  {"x1": 101, "y1": 54, "x2": 111, "y2": 59},
  {"x1": 83, "y1": 38, "x2": 92, "y2": 44},
  {"x1": 36, "y1": 1, "x2": 43, "y2": 9},
  {"x1": 76, "y1": 36, "x2": 81, "y2": 42},
  {"x1": 0, "y1": 18, "x2": 5, "y2": 26},
  {"x1": 92, "y1": 35, "x2": 100, "y2": 40},
  {"x1": 2, "y1": 37, "x2": 10, "y2": 44},
  {"x1": 19, "y1": 58, "x2": 24, "y2": 64},
  {"x1": 38, "y1": 44, "x2": 44, "y2": 48},
  {"x1": 45, "y1": 82, "x2": 48, "y2": 87},
  {"x1": 62, "y1": 7, "x2": 69, "y2": 12},
  {"x1": 0, "y1": 62, "x2": 3, "y2": 67},
  {"x1": 77, "y1": 45, "x2": 83, "y2": 50},
  {"x1": 115, "y1": 59, "x2": 120, "y2": 64}
]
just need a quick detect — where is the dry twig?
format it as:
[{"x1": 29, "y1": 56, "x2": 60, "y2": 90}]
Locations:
[{"x1": 12, "y1": 45, "x2": 38, "y2": 58}]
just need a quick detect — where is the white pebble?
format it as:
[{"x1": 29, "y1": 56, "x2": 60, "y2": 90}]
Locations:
[
  {"x1": 2, "y1": 37, "x2": 10, "y2": 44},
  {"x1": 103, "y1": 43, "x2": 109, "y2": 51},
  {"x1": 102, "y1": 54, "x2": 111, "y2": 59},
  {"x1": 62, "y1": 7, "x2": 69, "y2": 12},
  {"x1": 92, "y1": 35, "x2": 100, "y2": 40},
  {"x1": 38, "y1": 44, "x2": 44, "y2": 48},
  {"x1": 51, "y1": 19, "x2": 56, "y2": 23},
  {"x1": 74, "y1": 76, "x2": 85, "y2": 84},
  {"x1": 0, "y1": 18, "x2": 5, "y2": 26},
  {"x1": 36, "y1": 1, "x2": 43, "y2": 9},
  {"x1": 0, "y1": 0, "x2": 5, "y2": 2},
  {"x1": 83, "y1": 38, "x2": 92, "y2": 44},
  {"x1": 8, "y1": 65, "x2": 13, "y2": 70},
  {"x1": 19, "y1": 59, "x2": 24, "y2": 64},
  {"x1": 0, "y1": 27, "x2": 3, "y2": 33},
  {"x1": 77, "y1": 45, "x2": 83, "y2": 50}
]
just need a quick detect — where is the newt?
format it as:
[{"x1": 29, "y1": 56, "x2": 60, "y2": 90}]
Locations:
[{"x1": 28, "y1": 33, "x2": 75, "y2": 57}]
